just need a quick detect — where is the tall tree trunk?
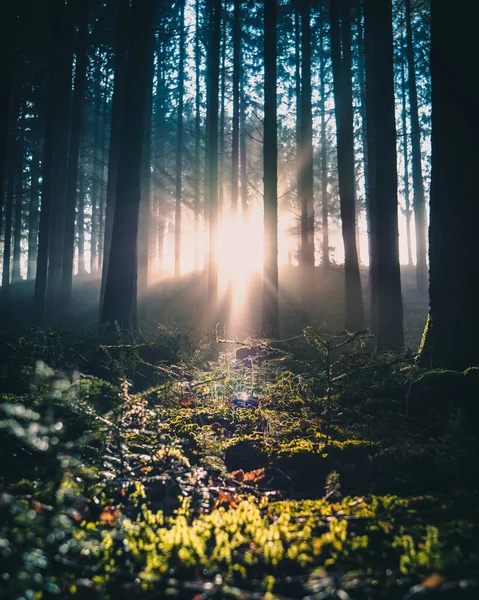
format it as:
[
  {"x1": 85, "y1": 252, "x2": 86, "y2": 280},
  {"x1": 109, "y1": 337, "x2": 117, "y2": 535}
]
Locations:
[
  {"x1": 46, "y1": 2, "x2": 73, "y2": 309},
  {"x1": 61, "y1": 0, "x2": 89, "y2": 310},
  {"x1": 27, "y1": 145, "x2": 41, "y2": 280},
  {"x1": 154, "y1": 36, "x2": 166, "y2": 274},
  {"x1": 418, "y1": 0, "x2": 479, "y2": 370},
  {"x1": 138, "y1": 10, "x2": 155, "y2": 305},
  {"x1": 231, "y1": 0, "x2": 241, "y2": 217},
  {"x1": 77, "y1": 163, "x2": 86, "y2": 275},
  {"x1": 2, "y1": 150, "x2": 16, "y2": 293},
  {"x1": 400, "y1": 38, "x2": 413, "y2": 267},
  {"x1": 101, "y1": 0, "x2": 155, "y2": 330},
  {"x1": 405, "y1": 0, "x2": 427, "y2": 295},
  {"x1": 355, "y1": 5, "x2": 371, "y2": 270},
  {"x1": 12, "y1": 136, "x2": 23, "y2": 283},
  {"x1": 194, "y1": 0, "x2": 202, "y2": 267},
  {"x1": 34, "y1": 0, "x2": 65, "y2": 323},
  {"x1": 175, "y1": 0, "x2": 186, "y2": 278},
  {"x1": 364, "y1": 0, "x2": 404, "y2": 351},
  {"x1": 90, "y1": 64, "x2": 102, "y2": 276},
  {"x1": 0, "y1": 3, "x2": 17, "y2": 231},
  {"x1": 262, "y1": 0, "x2": 279, "y2": 338},
  {"x1": 100, "y1": 0, "x2": 129, "y2": 311},
  {"x1": 330, "y1": 0, "x2": 365, "y2": 332},
  {"x1": 319, "y1": 6, "x2": 329, "y2": 269},
  {"x1": 218, "y1": 5, "x2": 227, "y2": 217},
  {"x1": 299, "y1": 0, "x2": 315, "y2": 318},
  {"x1": 205, "y1": 0, "x2": 221, "y2": 320}
]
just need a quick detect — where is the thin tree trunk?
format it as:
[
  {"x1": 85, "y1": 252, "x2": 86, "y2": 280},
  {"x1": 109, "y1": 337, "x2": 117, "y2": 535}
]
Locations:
[
  {"x1": 405, "y1": 0, "x2": 427, "y2": 295},
  {"x1": 12, "y1": 136, "x2": 23, "y2": 283},
  {"x1": 101, "y1": 0, "x2": 155, "y2": 330},
  {"x1": 299, "y1": 0, "x2": 315, "y2": 318},
  {"x1": 218, "y1": 4, "x2": 227, "y2": 217},
  {"x1": 175, "y1": 0, "x2": 186, "y2": 278},
  {"x1": 77, "y1": 163, "x2": 86, "y2": 275},
  {"x1": 100, "y1": 0, "x2": 129, "y2": 311},
  {"x1": 319, "y1": 6, "x2": 329, "y2": 269},
  {"x1": 90, "y1": 64, "x2": 102, "y2": 275},
  {"x1": 27, "y1": 145, "x2": 41, "y2": 280},
  {"x1": 2, "y1": 153, "x2": 16, "y2": 293},
  {"x1": 154, "y1": 36, "x2": 166, "y2": 274},
  {"x1": 330, "y1": 0, "x2": 365, "y2": 332},
  {"x1": 194, "y1": 0, "x2": 202, "y2": 268},
  {"x1": 231, "y1": 0, "x2": 241, "y2": 217},
  {"x1": 205, "y1": 0, "x2": 221, "y2": 320},
  {"x1": 400, "y1": 37, "x2": 413, "y2": 267},
  {"x1": 61, "y1": 0, "x2": 89, "y2": 309},
  {"x1": 262, "y1": 0, "x2": 279, "y2": 338}
]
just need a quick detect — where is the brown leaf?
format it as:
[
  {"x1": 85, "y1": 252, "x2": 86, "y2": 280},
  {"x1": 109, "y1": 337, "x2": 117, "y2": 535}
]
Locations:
[
  {"x1": 214, "y1": 491, "x2": 241, "y2": 510},
  {"x1": 178, "y1": 397, "x2": 195, "y2": 408},
  {"x1": 421, "y1": 573, "x2": 445, "y2": 589},
  {"x1": 99, "y1": 506, "x2": 121, "y2": 526},
  {"x1": 32, "y1": 500, "x2": 52, "y2": 514}
]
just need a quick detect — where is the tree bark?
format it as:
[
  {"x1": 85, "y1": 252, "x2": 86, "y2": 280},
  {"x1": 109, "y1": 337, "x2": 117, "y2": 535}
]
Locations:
[
  {"x1": 262, "y1": 0, "x2": 279, "y2": 338},
  {"x1": 231, "y1": 0, "x2": 241, "y2": 217},
  {"x1": 61, "y1": 0, "x2": 89, "y2": 310},
  {"x1": 330, "y1": 0, "x2": 365, "y2": 332},
  {"x1": 174, "y1": 0, "x2": 186, "y2": 278},
  {"x1": 405, "y1": 0, "x2": 427, "y2": 296},
  {"x1": 205, "y1": 0, "x2": 221, "y2": 320},
  {"x1": 419, "y1": 0, "x2": 479, "y2": 369},
  {"x1": 364, "y1": 0, "x2": 404, "y2": 351},
  {"x1": 319, "y1": 6, "x2": 329, "y2": 269},
  {"x1": 101, "y1": 0, "x2": 155, "y2": 330}
]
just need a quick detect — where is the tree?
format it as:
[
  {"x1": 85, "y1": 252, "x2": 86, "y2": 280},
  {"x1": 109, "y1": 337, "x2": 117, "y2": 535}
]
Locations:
[
  {"x1": 101, "y1": 0, "x2": 155, "y2": 329},
  {"x1": 364, "y1": 0, "x2": 404, "y2": 351},
  {"x1": 175, "y1": 0, "x2": 186, "y2": 277},
  {"x1": 405, "y1": 0, "x2": 427, "y2": 296},
  {"x1": 262, "y1": 0, "x2": 279, "y2": 338},
  {"x1": 231, "y1": 0, "x2": 241, "y2": 217},
  {"x1": 298, "y1": 0, "x2": 315, "y2": 318},
  {"x1": 61, "y1": 0, "x2": 89, "y2": 310},
  {"x1": 205, "y1": 0, "x2": 222, "y2": 320},
  {"x1": 419, "y1": 0, "x2": 479, "y2": 370},
  {"x1": 330, "y1": 0, "x2": 365, "y2": 332}
]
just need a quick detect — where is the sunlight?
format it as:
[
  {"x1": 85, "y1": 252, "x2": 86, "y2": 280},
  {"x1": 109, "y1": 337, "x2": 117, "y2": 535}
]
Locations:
[{"x1": 217, "y1": 207, "x2": 263, "y2": 315}]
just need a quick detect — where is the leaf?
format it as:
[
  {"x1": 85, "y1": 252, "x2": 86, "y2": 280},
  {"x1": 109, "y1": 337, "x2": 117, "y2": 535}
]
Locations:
[
  {"x1": 214, "y1": 491, "x2": 241, "y2": 509},
  {"x1": 99, "y1": 506, "x2": 121, "y2": 526},
  {"x1": 178, "y1": 397, "x2": 195, "y2": 408},
  {"x1": 231, "y1": 469, "x2": 245, "y2": 482},
  {"x1": 33, "y1": 500, "x2": 52, "y2": 514},
  {"x1": 421, "y1": 573, "x2": 445, "y2": 589}
]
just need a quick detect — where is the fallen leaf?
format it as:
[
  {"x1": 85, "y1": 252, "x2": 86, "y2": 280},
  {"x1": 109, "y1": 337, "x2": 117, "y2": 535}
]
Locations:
[
  {"x1": 33, "y1": 500, "x2": 52, "y2": 514},
  {"x1": 178, "y1": 397, "x2": 195, "y2": 408},
  {"x1": 243, "y1": 468, "x2": 265, "y2": 485},
  {"x1": 99, "y1": 506, "x2": 121, "y2": 526},
  {"x1": 421, "y1": 573, "x2": 445, "y2": 589},
  {"x1": 214, "y1": 491, "x2": 241, "y2": 510},
  {"x1": 231, "y1": 469, "x2": 245, "y2": 482}
]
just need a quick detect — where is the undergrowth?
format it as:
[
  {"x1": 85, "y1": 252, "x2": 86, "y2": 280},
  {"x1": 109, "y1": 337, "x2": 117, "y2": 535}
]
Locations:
[{"x1": 0, "y1": 325, "x2": 478, "y2": 599}]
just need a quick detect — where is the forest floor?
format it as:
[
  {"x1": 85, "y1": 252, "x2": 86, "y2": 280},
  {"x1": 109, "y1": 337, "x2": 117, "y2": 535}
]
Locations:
[{"x1": 1, "y1": 267, "x2": 478, "y2": 599}]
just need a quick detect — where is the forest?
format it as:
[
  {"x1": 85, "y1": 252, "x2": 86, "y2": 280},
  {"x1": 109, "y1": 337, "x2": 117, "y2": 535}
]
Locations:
[{"x1": 0, "y1": 0, "x2": 478, "y2": 598}]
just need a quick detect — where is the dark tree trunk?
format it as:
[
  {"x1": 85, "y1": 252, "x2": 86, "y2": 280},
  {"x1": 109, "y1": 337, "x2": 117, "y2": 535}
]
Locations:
[
  {"x1": 101, "y1": 0, "x2": 155, "y2": 330},
  {"x1": 405, "y1": 0, "x2": 427, "y2": 296},
  {"x1": 2, "y1": 154, "x2": 16, "y2": 293},
  {"x1": 77, "y1": 163, "x2": 86, "y2": 275},
  {"x1": 154, "y1": 35, "x2": 166, "y2": 274},
  {"x1": 400, "y1": 38, "x2": 413, "y2": 267},
  {"x1": 205, "y1": 0, "x2": 221, "y2": 319},
  {"x1": 419, "y1": 0, "x2": 479, "y2": 370},
  {"x1": 364, "y1": 0, "x2": 404, "y2": 351},
  {"x1": 100, "y1": 0, "x2": 129, "y2": 311},
  {"x1": 90, "y1": 64, "x2": 102, "y2": 276},
  {"x1": 330, "y1": 0, "x2": 365, "y2": 332},
  {"x1": 46, "y1": 2, "x2": 73, "y2": 309},
  {"x1": 34, "y1": 0, "x2": 65, "y2": 323},
  {"x1": 137, "y1": 10, "x2": 155, "y2": 305},
  {"x1": 319, "y1": 6, "x2": 329, "y2": 269},
  {"x1": 27, "y1": 145, "x2": 41, "y2": 280},
  {"x1": 218, "y1": 6, "x2": 227, "y2": 217},
  {"x1": 231, "y1": 0, "x2": 241, "y2": 217},
  {"x1": 194, "y1": 0, "x2": 202, "y2": 267},
  {"x1": 262, "y1": 0, "x2": 279, "y2": 338},
  {"x1": 0, "y1": 3, "x2": 17, "y2": 231},
  {"x1": 175, "y1": 0, "x2": 186, "y2": 278},
  {"x1": 61, "y1": 0, "x2": 89, "y2": 310},
  {"x1": 299, "y1": 0, "x2": 315, "y2": 318},
  {"x1": 12, "y1": 137, "x2": 24, "y2": 283}
]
